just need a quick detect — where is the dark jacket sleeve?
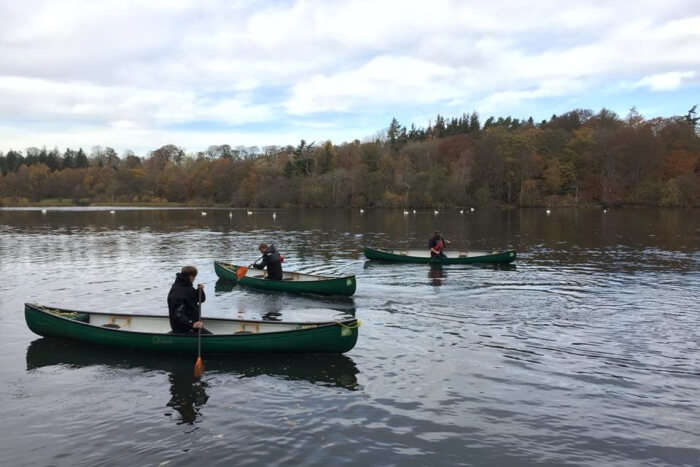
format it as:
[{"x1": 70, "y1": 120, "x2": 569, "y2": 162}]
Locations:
[
  {"x1": 196, "y1": 288, "x2": 205, "y2": 306},
  {"x1": 254, "y1": 255, "x2": 270, "y2": 269},
  {"x1": 189, "y1": 288, "x2": 205, "y2": 320}
]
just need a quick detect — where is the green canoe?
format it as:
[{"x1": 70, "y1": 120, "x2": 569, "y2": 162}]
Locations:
[
  {"x1": 25, "y1": 303, "x2": 359, "y2": 354},
  {"x1": 214, "y1": 261, "x2": 356, "y2": 296},
  {"x1": 363, "y1": 246, "x2": 517, "y2": 264}
]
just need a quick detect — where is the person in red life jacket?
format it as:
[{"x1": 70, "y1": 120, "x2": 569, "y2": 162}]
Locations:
[
  {"x1": 429, "y1": 231, "x2": 450, "y2": 259},
  {"x1": 253, "y1": 243, "x2": 284, "y2": 280}
]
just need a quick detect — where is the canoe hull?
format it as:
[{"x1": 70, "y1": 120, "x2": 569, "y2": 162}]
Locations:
[
  {"x1": 214, "y1": 261, "x2": 356, "y2": 296},
  {"x1": 25, "y1": 304, "x2": 358, "y2": 354},
  {"x1": 363, "y1": 247, "x2": 516, "y2": 264}
]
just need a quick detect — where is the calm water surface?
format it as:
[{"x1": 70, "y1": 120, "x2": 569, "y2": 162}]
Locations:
[{"x1": 0, "y1": 207, "x2": 698, "y2": 466}]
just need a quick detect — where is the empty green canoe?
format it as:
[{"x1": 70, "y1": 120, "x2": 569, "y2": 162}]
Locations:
[
  {"x1": 25, "y1": 303, "x2": 359, "y2": 354},
  {"x1": 214, "y1": 261, "x2": 357, "y2": 296},
  {"x1": 363, "y1": 247, "x2": 517, "y2": 264}
]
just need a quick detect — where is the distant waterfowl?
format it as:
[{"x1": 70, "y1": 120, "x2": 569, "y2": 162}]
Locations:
[
  {"x1": 603, "y1": 208, "x2": 608, "y2": 214},
  {"x1": 433, "y1": 209, "x2": 439, "y2": 215},
  {"x1": 403, "y1": 210, "x2": 409, "y2": 215},
  {"x1": 272, "y1": 212, "x2": 277, "y2": 220},
  {"x1": 228, "y1": 212, "x2": 233, "y2": 218},
  {"x1": 41, "y1": 209, "x2": 47, "y2": 214},
  {"x1": 412, "y1": 209, "x2": 416, "y2": 214},
  {"x1": 546, "y1": 209, "x2": 551, "y2": 215},
  {"x1": 247, "y1": 210, "x2": 253, "y2": 216},
  {"x1": 201, "y1": 211, "x2": 207, "y2": 216},
  {"x1": 459, "y1": 209, "x2": 464, "y2": 214},
  {"x1": 109, "y1": 210, "x2": 115, "y2": 214},
  {"x1": 470, "y1": 207, "x2": 475, "y2": 212},
  {"x1": 360, "y1": 209, "x2": 364, "y2": 214}
]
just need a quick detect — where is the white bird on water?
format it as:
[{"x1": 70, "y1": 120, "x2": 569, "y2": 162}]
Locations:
[
  {"x1": 272, "y1": 212, "x2": 277, "y2": 220},
  {"x1": 201, "y1": 211, "x2": 207, "y2": 216},
  {"x1": 360, "y1": 208, "x2": 364, "y2": 214},
  {"x1": 546, "y1": 209, "x2": 551, "y2": 215},
  {"x1": 228, "y1": 211, "x2": 233, "y2": 218},
  {"x1": 109, "y1": 210, "x2": 115, "y2": 214},
  {"x1": 247, "y1": 210, "x2": 253, "y2": 216},
  {"x1": 603, "y1": 208, "x2": 608, "y2": 214},
  {"x1": 459, "y1": 209, "x2": 464, "y2": 214},
  {"x1": 412, "y1": 209, "x2": 416, "y2": 214},
  {"x1": 403, "y1": 210, "x2": 409, "y2": 215},
  {"x1": 41, "y1": 209, "x2": 47, "y2": 214},
  {"x1": 434, "y1": 209, "x2": 439, "y2": 215},
  {"x1": 470, "y1": 207, "x2": 475, "y2": 212}
]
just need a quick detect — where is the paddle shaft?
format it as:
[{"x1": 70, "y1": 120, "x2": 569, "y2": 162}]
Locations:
[{"x1": 250, "y1": 254, "x2": 263, "y2": 268}]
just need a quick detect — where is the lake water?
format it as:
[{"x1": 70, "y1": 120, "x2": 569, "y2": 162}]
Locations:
[{"x1": 0, "y1": 207, "x2": 698, "y2": 467}]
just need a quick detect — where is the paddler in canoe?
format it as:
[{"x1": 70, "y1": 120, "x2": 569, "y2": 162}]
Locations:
[
  {"x1": 429, "y1": 230, "x2": 450, "y2": 259},
  {"x1": 167, "y1": 266, "x2": 212, "y2": 334},
  {"x1": 253, "y1": 243, "x2": 284, "y2": 280}
]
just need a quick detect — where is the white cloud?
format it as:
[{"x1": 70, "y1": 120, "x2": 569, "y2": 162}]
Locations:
[
  {"x1": 634, "y1": 71, "x2": 697, "y2": 91},
  {"x1": 0, "y1": 0, "x2": 699, "y2": 151},
  {"x1": 0, "y1": 75, "x2": 271, "y2": 126},
  {"x1": 285, "y1": 56, "x2": 460, "y2": 115}
]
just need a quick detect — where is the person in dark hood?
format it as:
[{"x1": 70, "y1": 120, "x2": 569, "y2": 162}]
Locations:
[
  {"x1": 429, "y1": 231, "x2": 449, "y2": 259},
  {"x1": 167, "y1": 266, "x2": 211, "y2": 334},
  {"x1": 253, "y1": 243, "x2": 283, "y2": 280}
]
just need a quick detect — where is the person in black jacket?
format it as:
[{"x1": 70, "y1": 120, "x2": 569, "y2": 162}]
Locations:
[
  {"x1": 253, "y1": 243, "x2": 283, "y2": 280},
  {"x1": 167, "y1": 266, "x2": 211, "y2": 334}
]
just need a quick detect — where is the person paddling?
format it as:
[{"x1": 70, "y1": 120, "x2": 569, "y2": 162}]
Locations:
[
  {"x1": 168, "y1": 266, "x2": 211, "y2": 334},
  {"x1": 253, "y1": 243, "x2": 283, "y2": 280},
  {"x1": 429, "y1": 231, "x2": 449, "y2": 259}
]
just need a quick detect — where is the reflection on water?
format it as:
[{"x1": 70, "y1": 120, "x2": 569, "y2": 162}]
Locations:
[
  {"x1": 214, "y1": 278, "x2": 237, "y2": 293},
  {"x1": 26, "y1": 337, "x2": 360, "y2": 427},
  {"x1": 26, "y1": 338, "x2": 360, "y2": 389},
  {"x1": 3, "y1": 207, "x2": 700, "y2": 466},
  {"x1": 428, "y1": 264, "x2": 445, "y2": 287},
  {"x1": 166, "y1": 364, "x2": 209, "y2": 425}
]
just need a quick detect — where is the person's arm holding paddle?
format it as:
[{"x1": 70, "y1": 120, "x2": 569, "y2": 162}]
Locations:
[{"x1": 193, "y1": 283, "x2": 205, "y2": 329}]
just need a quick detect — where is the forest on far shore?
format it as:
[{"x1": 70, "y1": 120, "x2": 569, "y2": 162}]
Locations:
[{"x1": 1, "y1": 106, "x2": 699, "y2": 208}]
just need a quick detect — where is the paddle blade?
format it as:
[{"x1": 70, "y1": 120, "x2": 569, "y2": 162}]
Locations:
[
  {"x1": 236, "y1": 266, "x2": 248, "y2": 280},
  {"x1": 193, "y1": 356, "x2": 205, "y2": 379}
]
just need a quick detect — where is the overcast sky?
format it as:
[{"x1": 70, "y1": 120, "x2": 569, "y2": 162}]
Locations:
[{"x1": 1, "y1": 0, "x2": 699, "y2": 154}]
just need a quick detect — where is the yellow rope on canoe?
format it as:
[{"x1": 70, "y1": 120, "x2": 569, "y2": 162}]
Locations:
[
  {"x1": 336, "y1": 319, "x2": 361, "y2": 329},
  {"x1": 45, "y1": 307, "x2": 80, "y2": 318}
]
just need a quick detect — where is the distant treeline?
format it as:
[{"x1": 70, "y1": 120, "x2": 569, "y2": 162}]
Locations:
[{"x1": 1, "y1": 106, "x2": 699, "y2": 208}]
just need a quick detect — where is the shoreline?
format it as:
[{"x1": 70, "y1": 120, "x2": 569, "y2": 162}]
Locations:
[{"x1": 1, "y1": 202, "x2": 697, "y2": 210}]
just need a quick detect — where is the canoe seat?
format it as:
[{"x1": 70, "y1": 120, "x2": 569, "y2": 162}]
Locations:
[
  {"x1": 234, "y1": 331, "x2": 254, "y2": 335},
  {"x1": 102, "y1": 323, "x2": 120, "y2": 329},
  {"x1": 458, "y1": 253, "x2": 468, "y2": 258}
]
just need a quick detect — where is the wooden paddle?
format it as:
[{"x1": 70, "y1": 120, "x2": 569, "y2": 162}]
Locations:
[
  {"x1": 193, "y1": 288, "x2": 205, "y2": 379},
  {"x1": 236, "y1": 255, "x2": 262, "y2": 280}
]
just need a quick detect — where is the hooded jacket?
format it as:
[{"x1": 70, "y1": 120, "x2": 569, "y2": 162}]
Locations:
[
  {"x1": 253, "y1": 244, "x2": 283, "y2": 280},
  {"x1": 167, "y1": 273, "x2": 206, "y2": 333}
]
